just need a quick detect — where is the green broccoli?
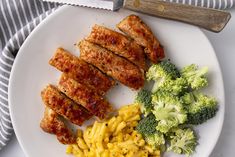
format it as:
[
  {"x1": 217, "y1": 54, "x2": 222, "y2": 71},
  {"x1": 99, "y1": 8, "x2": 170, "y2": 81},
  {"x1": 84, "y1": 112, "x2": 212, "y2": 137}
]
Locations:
[
  {"x1": 135, "y1": 61, "x2": 217, "y2": 156},
  {"x1": 181, "y1": 64, "x2": 208, "y2": 90},
  {"x1": 157, "y1": 77, "x2": 188, "y2": 95},
  {"x1": 136, "y1": 113, "x2": 158, "y2": 135},
  {"x1": 135, "y1": 89, "x2": 153, "y2": 117},
  {"x1": 183, "y1": 92, "x2": 218, "y2": 125},
  {"x1": 181, "y1": 92, "x2": 194, "y2": 105},
  {"x1": 146, "y1": 60, "x2": 180, "y2": 92},
  {"x1": 145, "y1": 133, "x2": 165, "y2": 150},
  {"x1": 167, "y1": 128, "x2": 197, "y2": 156},
  {"x1": 136, "y1": 113, "x2": 165, "y2": 148},
  {"x1": 152, "y1": 92, "x2": 187, "y2": 133}
]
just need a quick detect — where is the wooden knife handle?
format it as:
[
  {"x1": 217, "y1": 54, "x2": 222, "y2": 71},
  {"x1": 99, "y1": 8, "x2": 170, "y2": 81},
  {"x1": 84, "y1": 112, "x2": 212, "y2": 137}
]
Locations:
[{"x1": 123, "y1": 0, "x2": 231, "y2": 32}]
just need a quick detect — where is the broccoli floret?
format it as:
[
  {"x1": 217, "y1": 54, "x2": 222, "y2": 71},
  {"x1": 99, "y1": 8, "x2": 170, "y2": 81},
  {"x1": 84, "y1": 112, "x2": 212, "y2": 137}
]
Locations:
[
  {"x1": 136, "y1": 113, "x2": 165, "y2": 148},
  {"x1": 157, "y1": 77, "x2": 188, "y2": 95},
  {"x1": 146, "y1": 60, "x2": 180, "y2": 92},
  {"x1": 147, "y1": 60, "x2": 180, "y2": 81},
  {"x1": 181, "y1": 92, "x2": 194, "y2": 105},
  {"x1": 135, "y1": 89, "x2": 153, "y2": 117},
  {"x1": 184, "y1": 92, "x2": 218, "y2": 125},
  {"x1": 145, "y1": 132, "x2": 165, "y2": 149},
  {"x1": 167, "y1": 128, "x2": 197, "y2": 156},
  {"x1": 181, "y1": 64, "x2": 208, "y2": 90},
  {"x1": 152, "y1": 92, "x2": 187, "y2": 133},
  {"x1": 136, "y1": 113, "x2": 158, "y2": 135}
]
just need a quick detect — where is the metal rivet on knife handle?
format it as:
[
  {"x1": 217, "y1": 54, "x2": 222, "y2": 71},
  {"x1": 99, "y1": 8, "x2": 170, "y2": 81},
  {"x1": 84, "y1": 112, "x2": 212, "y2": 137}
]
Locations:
[{"x1": 123, "y1": 0, "x2": 231, "y2": 32}]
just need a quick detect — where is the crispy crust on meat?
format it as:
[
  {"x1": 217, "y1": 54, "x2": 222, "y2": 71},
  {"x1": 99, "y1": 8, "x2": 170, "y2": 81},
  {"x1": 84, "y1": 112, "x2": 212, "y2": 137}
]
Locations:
[
  {"x1": 86, "y1": 25, "x2": 146, "y2": 70},
  {"x1": 58, "y1": 74, "x2": 112, "y2": 119},
  {"x1": 49, "y1": 48, "x2": 115, "y2": 95},
  {"x1": 41, "y1": 85, "x2": 92, "y2": 126},
  {"x1": 78, "y1": 40, "x2": 145, "y2": 90},
  {"x1": 117, "y1": 15, "x2": 165, "y2": 63},
  {"x1": 40, "y1": 107, "x2": 76, "y2": 144}
]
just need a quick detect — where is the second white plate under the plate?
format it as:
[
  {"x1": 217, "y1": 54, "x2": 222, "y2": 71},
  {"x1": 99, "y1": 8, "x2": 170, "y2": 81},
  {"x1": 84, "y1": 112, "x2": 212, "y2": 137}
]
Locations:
[{"x1": 9, "y1": 5, "x2": 224, "y2": 157}]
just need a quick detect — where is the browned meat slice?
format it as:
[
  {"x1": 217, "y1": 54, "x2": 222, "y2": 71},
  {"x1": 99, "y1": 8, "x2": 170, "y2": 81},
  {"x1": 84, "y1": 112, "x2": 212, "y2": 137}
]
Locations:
[
  {"x1": 86, "y1": 25, "x2": 146, "y2": 70},
  {"x1": 117, "y1": 15, "x2": 165, "y2": 63},
  {"x1": 41, "y1": 85, "x2": 92, "y2": 126},
  {"x1": 40, "y1": 107, "x2": 76, "y2": 144},
  {"x1": 58, "y1": 74, "x2": 112, "y2": 119},
  {"x1": 49, "y1": 48, "x2": 115, "y2": 95},
  {"x1": 78, "y1": 40, "x2": 144, "y2": 90}
]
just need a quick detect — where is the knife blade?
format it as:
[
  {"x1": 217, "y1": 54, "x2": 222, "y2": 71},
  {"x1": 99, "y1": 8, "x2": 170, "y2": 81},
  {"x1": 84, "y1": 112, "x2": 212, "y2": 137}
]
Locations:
[
  {"x1": 43, "y1": 0, "x2": 123, "y2": 10},
  {"x1": 42, "y1": 0, "x2": 231, "y2": 32}
]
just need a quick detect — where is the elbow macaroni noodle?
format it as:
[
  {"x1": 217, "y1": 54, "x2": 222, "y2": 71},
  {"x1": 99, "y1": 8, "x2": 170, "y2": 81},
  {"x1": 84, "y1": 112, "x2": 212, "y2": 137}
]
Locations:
[{"x1": 66, "y1": 104, "x2": 160, "y2": 157}]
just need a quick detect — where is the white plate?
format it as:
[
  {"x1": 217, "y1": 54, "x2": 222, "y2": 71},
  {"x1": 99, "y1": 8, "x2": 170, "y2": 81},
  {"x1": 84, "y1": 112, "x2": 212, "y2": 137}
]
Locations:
[{"x1": 9, "y1": 5, "x2": 224, "y2": 157}]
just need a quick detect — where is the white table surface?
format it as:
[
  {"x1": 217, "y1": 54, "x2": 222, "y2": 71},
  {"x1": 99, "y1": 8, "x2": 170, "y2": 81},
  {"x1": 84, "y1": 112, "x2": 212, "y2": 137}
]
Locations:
[{"x1": 0, "y1": 8, "x2": 234, "y2": 157}]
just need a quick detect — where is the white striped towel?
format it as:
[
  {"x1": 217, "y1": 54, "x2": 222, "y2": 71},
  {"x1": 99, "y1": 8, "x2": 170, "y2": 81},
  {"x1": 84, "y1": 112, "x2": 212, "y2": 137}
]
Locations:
[{"x1": 0, "y1": 0, "x2": 234, "y2": 151}]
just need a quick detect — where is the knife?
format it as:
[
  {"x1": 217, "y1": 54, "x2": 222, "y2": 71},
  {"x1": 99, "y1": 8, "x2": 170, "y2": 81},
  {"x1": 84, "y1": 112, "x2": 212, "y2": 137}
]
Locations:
[{"x1": 43, "y1": 0, "x2": 231, "y2": 32}]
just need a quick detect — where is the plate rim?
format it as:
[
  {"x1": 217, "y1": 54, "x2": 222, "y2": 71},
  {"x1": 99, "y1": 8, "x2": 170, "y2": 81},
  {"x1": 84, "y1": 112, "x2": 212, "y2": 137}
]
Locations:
[{"x1": 8, "y1": 5, "x2": 225, "y2": 157}]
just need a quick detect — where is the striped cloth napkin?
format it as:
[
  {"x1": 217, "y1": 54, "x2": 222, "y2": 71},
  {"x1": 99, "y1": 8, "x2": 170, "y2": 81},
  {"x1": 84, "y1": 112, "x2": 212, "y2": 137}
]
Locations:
[{"x1": 0, "y1": 0, "x2": 233, "y2": 151}]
